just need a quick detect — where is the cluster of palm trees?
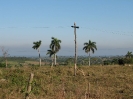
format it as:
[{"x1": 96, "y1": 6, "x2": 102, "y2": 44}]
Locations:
[
  {"x1": 47, "y1": 37, "x2": 61, "y2": 66},
  {"x1": 32, "y1": 37, "x2": 97, "y2": 67},
  {"x1": 32, "y1": 37, "x2": 62, "y2": 67}
]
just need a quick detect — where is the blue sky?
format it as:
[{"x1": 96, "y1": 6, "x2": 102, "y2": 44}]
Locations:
[{"x1": 0, "y1": 0, "x2": 133, "y2": 57}]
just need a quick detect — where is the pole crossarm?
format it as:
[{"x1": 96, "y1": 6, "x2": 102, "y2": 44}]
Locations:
[
  {"x1": 71, "y1": 22, "x2": 79, "y2": 28},
  {"x1": 71, "y1": 26, "x2": 79, "y2": 28}
]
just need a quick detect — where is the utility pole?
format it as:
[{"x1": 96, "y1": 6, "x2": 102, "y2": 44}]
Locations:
[{"x1": 71, "y1": 22, "x2": 79, "y2": 76}]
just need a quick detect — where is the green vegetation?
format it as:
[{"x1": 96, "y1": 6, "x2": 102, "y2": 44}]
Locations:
[
  {"x1": 0, "y1": 65, "x2": 133, "y2": 99},
  {"x1": 0, "y1": 51, "x2": 133, "y2": 99}
]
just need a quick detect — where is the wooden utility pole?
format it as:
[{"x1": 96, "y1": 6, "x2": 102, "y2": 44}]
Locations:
[{"x1": 71, "y1": 22, "x2": 79, "y2": 76}]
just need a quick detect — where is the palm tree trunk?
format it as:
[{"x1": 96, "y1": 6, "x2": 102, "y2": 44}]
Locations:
[
  {"x1": 54, "y1": 53, "x2": 56, "y2": 66},
  {"x1": 51, "y1": 57, "x2": 53, "y2": 67},
  {"x1": 89, "y1": 52, "x2": 90, "y2": 66},
  {"x1": 39, "y1": 57, "x2": 41, "y2": 67},
  {"x1": 38, "y1": 49, "x2": 41, "y2": 67}
]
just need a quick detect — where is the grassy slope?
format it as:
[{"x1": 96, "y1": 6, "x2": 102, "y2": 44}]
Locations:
[{"x1": 0, "y1": 65, "x2": 133, "y2": 99}]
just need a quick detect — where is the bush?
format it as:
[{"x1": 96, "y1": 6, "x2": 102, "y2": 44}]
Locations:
[
  {"x1": 118, "y1": 58, "x2": 125, "y2": 65},
  {"x1": 0, "y1": 63, "x2": 6, "y2": 68},
  {"x1": 103, "y1": 60, "x2": 111, "y2": 65},
  {"x1": 118, "y1": 58, "x2": 133, "y2": 65}
]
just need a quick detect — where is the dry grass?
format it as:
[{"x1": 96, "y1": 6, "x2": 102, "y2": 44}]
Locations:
[{"x1": 0, "y1": 65, "x2": 133, "y2": 99}]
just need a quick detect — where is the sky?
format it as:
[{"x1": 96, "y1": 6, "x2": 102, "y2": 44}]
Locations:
[{"x1": 0, "y1": 0, "x2": 133, "y2": 57}]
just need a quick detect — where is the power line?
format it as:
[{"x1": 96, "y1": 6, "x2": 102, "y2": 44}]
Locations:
[{"x1": 0, "y1": 26, "x2": 133, "y2": 36}]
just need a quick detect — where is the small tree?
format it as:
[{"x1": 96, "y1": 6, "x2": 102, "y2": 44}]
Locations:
[
  {"x1": 32, "y1": 40, "x2": 42, "y2": 67},
  {"x1": 83, "y1": 40, "x2": 97, "y2": 66},
  {"x1": 1, "y1": 47, "x2": 9, "y2": 68}
]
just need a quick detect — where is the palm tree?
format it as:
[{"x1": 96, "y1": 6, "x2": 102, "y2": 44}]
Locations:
[
  {"x1": 32, "y1": 40, "x2": 42, "y2": 66},
  {"x1": 126, "y1": 51, "x2": 132, "y2": 59},
  {"x1": 83, "y1": 40, "x2": 97, "y2": 66},
  {"x1": 50, "y1": 37, "x2": 61, "y2": 66},
  {"x1": 46, "y1": 49, "x2": 55, "y2": 67}
]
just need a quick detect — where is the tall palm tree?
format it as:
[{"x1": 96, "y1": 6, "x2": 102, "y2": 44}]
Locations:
[
  {"x1": 32, "y1": 40, "x2": 42, "y2": 67},
  {"x1": 50, "y1": 37, "x2": 61, "y2": 66},
  {"x1": 126, "y1": 51, "x2": 132, "y2": 59},
  {"x1": 83, "y1": 40, "x2": 97, "y2": 66},
  {"x1": 46, "y1": 49, "x2": 55, "y2": 67}
]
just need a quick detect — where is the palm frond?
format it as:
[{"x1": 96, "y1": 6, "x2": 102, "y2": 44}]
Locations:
[
  {"x1": 49, "y1": 37, "x2": 61, "y2": 53},
  {"x1": 83, "y1": 40, "x2": 97, "y2": 54},
  {"x1": 46, "y1": 49, "x2": 55, "y2": 57},
  {"x1": 32, "y1": 40, "x2": 42, "y2": 50}
]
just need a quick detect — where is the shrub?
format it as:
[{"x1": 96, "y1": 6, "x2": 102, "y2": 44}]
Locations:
[
  {"x1": 103, "y1": 60, "x2": 111, "y2": 65},
  {"x1": 0, "y1": 63, "x2": 6, "y2": 68},
  {"x1": 118, "y1": 58, "x2": 125, "y2": 65}
]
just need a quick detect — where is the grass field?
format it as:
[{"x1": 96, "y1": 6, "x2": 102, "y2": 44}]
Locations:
[{"x1": 0, "y1": 64, "x2": 133, "y2": 99}]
